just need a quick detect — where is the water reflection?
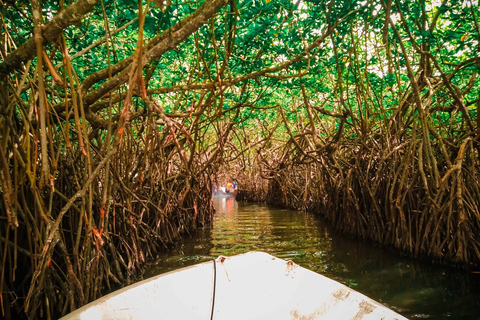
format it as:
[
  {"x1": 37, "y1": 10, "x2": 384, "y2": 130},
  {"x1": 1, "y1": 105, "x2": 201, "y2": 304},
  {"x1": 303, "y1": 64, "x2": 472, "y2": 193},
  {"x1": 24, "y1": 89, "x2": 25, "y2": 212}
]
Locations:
[
  {"x1": 144, "y1": 199, "x2": 480, "y2": 320},
  {"x1": 213, "y1": 196, "x2": 238, "y2": 215}
]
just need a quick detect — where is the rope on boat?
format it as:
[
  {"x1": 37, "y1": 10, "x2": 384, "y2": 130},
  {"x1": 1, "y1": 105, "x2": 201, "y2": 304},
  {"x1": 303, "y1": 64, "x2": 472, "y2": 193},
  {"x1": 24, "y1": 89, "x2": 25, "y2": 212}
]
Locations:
[{"x1": 210, "y1": 258, "x2": 217, "y2": 320}]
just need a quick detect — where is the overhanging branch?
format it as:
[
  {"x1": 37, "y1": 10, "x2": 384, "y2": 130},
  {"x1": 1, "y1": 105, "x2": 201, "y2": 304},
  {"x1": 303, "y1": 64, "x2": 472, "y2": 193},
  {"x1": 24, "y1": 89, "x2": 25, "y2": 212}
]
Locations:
[{"x1": 0, "y1": 0, "x2": 101, "y2": 76}]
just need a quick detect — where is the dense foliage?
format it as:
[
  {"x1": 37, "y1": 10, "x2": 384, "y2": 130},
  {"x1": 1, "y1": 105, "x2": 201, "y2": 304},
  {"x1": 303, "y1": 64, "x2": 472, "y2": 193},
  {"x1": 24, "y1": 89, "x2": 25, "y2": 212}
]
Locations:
[{"x1": 0, "y1": 0, "x2": 479, "y2": 318}]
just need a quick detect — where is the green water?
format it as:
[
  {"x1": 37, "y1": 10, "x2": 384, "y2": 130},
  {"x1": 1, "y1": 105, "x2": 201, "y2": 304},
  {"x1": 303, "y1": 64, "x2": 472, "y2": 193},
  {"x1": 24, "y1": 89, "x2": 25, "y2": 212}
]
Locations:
[{"x1": 144, "y1": 197, "x2": 480, "y2": 319}]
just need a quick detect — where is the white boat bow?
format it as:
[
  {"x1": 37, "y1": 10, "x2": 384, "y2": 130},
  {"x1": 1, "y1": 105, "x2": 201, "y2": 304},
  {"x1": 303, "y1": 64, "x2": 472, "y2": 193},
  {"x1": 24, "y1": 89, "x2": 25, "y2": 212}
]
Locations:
[{"x1": 61, "y1": 251, "x2": 408, "y2": 320}]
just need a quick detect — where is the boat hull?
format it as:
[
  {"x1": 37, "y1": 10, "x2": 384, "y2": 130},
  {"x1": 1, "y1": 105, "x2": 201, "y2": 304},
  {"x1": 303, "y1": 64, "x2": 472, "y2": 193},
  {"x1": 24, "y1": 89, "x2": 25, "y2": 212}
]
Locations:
[
  {"x1": 212, "y1": 186, "x2": 238, "y2": 198},
  {"x1": 61, "y1": 252, "x2": 407, "y2": 320}
]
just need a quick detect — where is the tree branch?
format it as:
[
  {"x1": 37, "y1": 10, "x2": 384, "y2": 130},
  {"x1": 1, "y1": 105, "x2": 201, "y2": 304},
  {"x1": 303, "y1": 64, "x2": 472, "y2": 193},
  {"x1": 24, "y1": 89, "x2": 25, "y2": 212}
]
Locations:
[{"x1": 0, "y1": 0, "x2": 101, "y2": 76}]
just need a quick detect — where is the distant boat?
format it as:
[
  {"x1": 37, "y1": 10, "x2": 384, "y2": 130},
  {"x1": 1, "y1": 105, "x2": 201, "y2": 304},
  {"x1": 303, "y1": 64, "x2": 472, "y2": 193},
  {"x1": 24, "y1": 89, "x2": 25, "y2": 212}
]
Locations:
[
  {"x1": 212, "y1": 181, "x2": 238, "y2": 198},
  {"x1": 61, "y1": 251, "x2": 408, "y2": 320}
]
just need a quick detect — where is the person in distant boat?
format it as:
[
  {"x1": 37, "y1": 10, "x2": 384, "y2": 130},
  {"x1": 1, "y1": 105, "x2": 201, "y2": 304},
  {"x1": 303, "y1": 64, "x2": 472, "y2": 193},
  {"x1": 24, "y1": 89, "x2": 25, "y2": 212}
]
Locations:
[
  {"x1": 226, "y1": 181, "x2": 237, "y2": 194},
  {"x1": 212, "y1": 180, "x2": 238, "y2": 197}
]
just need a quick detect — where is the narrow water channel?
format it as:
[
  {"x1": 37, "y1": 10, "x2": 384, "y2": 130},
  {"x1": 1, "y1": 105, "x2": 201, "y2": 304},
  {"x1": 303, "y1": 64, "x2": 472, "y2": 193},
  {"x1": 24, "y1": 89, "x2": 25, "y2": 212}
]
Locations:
[{"x1": 144, "y1": 197, "x2": 480, "y2": 320}]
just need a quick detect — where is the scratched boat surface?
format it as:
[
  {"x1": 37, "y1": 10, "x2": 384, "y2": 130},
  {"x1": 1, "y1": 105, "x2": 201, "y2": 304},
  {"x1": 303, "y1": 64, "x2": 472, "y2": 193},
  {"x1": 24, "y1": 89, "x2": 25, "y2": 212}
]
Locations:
[{"x1": 61, "y1": 251, "x2": 408, "y2": 320}]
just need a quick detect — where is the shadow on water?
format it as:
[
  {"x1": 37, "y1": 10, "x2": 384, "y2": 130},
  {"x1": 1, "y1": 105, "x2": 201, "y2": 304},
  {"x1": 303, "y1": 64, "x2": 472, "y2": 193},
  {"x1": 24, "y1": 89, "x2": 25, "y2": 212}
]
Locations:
[{"x1": 144, "y1": 198, "x2": 480, "y2": 320}]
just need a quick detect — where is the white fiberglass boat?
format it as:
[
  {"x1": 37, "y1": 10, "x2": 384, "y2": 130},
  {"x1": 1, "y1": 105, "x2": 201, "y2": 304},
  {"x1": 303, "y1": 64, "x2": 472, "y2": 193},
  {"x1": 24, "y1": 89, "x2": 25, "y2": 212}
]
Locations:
[{"x1": 61, "y1": 251, "x2": 408, "y2": 320}]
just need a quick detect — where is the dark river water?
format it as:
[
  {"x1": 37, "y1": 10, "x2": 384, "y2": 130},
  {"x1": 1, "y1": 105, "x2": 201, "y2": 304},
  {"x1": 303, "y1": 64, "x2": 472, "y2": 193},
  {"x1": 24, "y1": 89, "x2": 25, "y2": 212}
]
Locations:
[{"x1": 144, "y1": 197, "x2": 480, "y2": 320}]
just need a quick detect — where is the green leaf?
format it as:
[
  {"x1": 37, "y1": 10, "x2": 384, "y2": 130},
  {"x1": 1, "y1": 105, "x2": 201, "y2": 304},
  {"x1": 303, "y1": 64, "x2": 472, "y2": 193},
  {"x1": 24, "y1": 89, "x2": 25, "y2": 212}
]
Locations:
[{"x1": 144, "y1": 16, "x2": 157, "y2": 34}]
